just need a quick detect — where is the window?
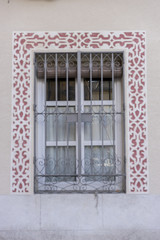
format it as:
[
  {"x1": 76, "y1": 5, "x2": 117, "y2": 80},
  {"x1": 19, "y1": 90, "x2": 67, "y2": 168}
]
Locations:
[{"x1": 34, "y1": 52, "x2": 125, "y2": 193}]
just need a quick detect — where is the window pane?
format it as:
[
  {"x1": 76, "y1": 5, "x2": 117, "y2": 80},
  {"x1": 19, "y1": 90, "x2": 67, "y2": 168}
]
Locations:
[
  {"x1": 103, "y1": 79, "x2": 112, "y2": 100},
  {"x1": 46, "y1": 78, "x2": 55, "y2": 101},
  {"x1": 46, "y1": 107, "x2": 56, "y2": 141},
  {"x1": 84, "y1": 106, "x2": 113, "y2": 141},
  {"x1": 46, "y1": 146, "x2": 76, "y2": 182},
  {"x1": 84, "y1": 78, "x2": 112, "y2": 101},
  {"x1": 84, "y1": 79, "x2": 90, "y2": 100},
  {"x1": 84, "y1": 79, "x2": 101, "y2": 100},
  {"x1": 46, "y1": 107, "x2": 76, "y2": 141},
  {"x1": 58, "y1": 79, "x2": 66, "y2": 100},
  {"x1": 68, "y1": 79, "x2": 75, "y2": 100},
  {"x1": 92, "y1": 80, "x2": 100, "y2": 100},
  {"x1": 46, "y1": 78, "x2": 75, "y2": 101},
  {"x1": 84, "y1": 146, "x2": 114, "y2": 181}
]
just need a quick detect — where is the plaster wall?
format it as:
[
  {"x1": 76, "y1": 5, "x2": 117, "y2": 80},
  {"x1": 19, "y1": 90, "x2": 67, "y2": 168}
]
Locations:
[
  {"x1": 0, "y1": 195, "x2": 160, "y2": 240},
  {"x1": 0, "y1": 0, "x2": 159, "y2": 194}
]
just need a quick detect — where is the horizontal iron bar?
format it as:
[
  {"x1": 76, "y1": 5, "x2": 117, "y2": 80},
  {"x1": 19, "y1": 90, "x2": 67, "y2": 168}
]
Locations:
[
  {"x1": 35, "y1": 174, "x2": 126, "y2": 177},
  {"x1": 35, "y1": 51, "x2": 124, "y2": 54},
  {"x1": 34, "y1": 112, "x2": 125, "y2": 115},
  {"x1": 67, "y1": 113, "x2": 92, "y2": 123},
  {"x1": 35, "y1": 190, "x2": 125, "y2": 194}
]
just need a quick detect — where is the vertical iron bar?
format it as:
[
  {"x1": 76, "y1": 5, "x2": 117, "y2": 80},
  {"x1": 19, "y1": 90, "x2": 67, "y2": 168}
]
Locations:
[
  {"x1": 66, "y1": 53, "x2": 69, "y2": 104},
  {"x1": 90, "y1": 53, "x2": 93, "y2": 175},
  {"x1": 66, "y1": 53, "x2": 69, "y2": 175},
  {"x1": 34, "y1": 53, "x2": 37, "y2": 193},
  {"x1": 77, "y1": 52, "x2": 81, "y2": 177},
  {"x1": 101, "y1": 53, "x2": 104, "y2": 176},
  {"x1": 55, "y1": 53, "x2": 58, "y2": 170},
  {"x1": 109, "y1": 81, "x2": 111, "y2": 100},
  {"x1": 99, "y1": 79, "x2": 100, "y2": 100},
  {"x1": 112, "y1": 53, "x2": 116, "y2": 179},
  {"x1": 112, "y1": 54, "x2": 115, "y2": 102},
  {"x1": 122, "y1": 53, "x2": 126, "y2": 191},
  {"x1": 44, "y1": 54, "x2": 47, "y2": 174}
]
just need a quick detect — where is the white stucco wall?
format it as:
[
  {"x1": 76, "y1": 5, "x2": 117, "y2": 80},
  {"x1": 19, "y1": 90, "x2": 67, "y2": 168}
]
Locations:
[
  {"x1": 0, "y1": 0, "x2": 159, "y2": 194},
  {"x1": 0, "y1": 0, "x2": 160, "y2": 238},
  {"x1": 0, "y1": 195, "x2": 160, "y2": 240}
]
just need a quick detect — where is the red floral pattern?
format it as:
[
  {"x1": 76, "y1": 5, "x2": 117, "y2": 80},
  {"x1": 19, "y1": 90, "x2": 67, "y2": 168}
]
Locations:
[{"x1": 12, "y1": 31, "x2": 147, "y2": 193}]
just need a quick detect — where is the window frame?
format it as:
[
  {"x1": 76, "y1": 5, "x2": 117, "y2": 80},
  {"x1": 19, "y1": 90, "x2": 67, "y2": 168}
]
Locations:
[{"x1": 34, "y1": 51, "x2": 126, "y2": 193}]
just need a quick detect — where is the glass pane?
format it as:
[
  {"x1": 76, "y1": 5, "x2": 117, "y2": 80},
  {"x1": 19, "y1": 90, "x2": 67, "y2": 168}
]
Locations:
[
  {"x1": 84, "y1": 146, "x2": 114, "y2": 180},
  {"x1": 84, "y1": 106, "x2": 113, "y2": 141},
  {"x1": 46, "y1": 107, "x2": 56, "y2": 141},
  {"x1": 46, "y1": 78, "x2": 75, "y2": 101},
  {"x1": 47, "y1": 107, "x2": 76, "y2": 141},
  {"x1": 84, "y1": 79, "x2": 101, "y2": 100},
  {"x1": 58, "y1": 78, "x2": 75, "y2": 101},
  {"x1": 46, "y1": 146, "x2": 76, "y2": 181},
  {"x1": 58, "y1": 79, "x2": 66, "y2": 100},
  {"x1": 84, "y1": 79, "x2": 90, "y2": 100},
  {"x1": 46, "y1": 78, "x2": 55, "y2": 101},
  {"x1": 84, "y1": 79, "x2": 112, "y2": 101},
  {"x1": 92, "y1": 80, "x2": 100, "y2": 100},
  {"x1": 69, "y1": 79, "x2": 75, "y2": 100},
  {"x1": 102, "y1": 106, "x2": 113, "y2": 141},
  {"x1": 103, "y1": 79, "x2": 112, "y2": 100}
]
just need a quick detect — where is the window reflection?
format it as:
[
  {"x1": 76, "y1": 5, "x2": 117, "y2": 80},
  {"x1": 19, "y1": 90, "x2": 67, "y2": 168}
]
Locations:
[{"x1": 84, "y1": 78, "x2": 112, "y2": 100}]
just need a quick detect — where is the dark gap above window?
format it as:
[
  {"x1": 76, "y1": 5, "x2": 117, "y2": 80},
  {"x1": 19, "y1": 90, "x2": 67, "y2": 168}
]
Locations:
[{"x1": 46, "y1": 78, "x2": 75, "y2": 101}]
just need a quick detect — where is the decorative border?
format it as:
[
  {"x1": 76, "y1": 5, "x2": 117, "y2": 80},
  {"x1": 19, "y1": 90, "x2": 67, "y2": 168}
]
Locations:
[{"x1": 12, "y1": 31, "x2": 148, "y2": 193}]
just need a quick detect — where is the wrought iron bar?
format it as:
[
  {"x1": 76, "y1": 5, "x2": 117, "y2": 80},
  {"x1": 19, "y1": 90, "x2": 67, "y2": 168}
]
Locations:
[
  {"x1": 122, "y1": 53, "x2": 126, "y2": 189},
  {"x1": 112, "y1": 53, "x2": 116, "y2": 180},
  {"x1": 34, "y1": 54, "x2": 37, "y2": 192},
  {"x1": 77, "y1": 52, "x2": 82, "y2": 177},
  {"x1": 66, "y1": 53, "x2": 69, "y2": 175},
  {"x1": 44, "y1": 54, "x2": 47, "y2": 172},
  {"x1": 55, "y1": 53, "x2": 58, "y2": 171},
  {"x1": 101, "y1": 53, "x2": 104, "y2": 175},
  {"x1": 36, "y1": 174, "x2": 125, "y2": 177},
  {"x1": 89, "y1": 53, "x2": 93, "y2": 175}
]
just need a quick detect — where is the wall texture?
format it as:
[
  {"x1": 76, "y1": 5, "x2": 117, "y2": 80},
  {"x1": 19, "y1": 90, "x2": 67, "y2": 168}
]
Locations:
[
  {"x1": 0, "y1": 0, "x2": 160, "y2": 238},
  {"x1": 0, "y1": 195, "x2": 160, "y2": 240},
  {"x1": 11, "y1": 31, "x2": 147, "y2": 194},
  {"x1": 0, "y1": 0, "x2": 160, "y2": 194}
]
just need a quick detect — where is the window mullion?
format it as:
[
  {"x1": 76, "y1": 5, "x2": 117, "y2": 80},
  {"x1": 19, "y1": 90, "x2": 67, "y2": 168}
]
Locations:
[
  {"x1": 77, "y1": 52, "x2": 82, "y2": 177},
  {"x1": 122, "y1": 57, "x2": 126, "y2": 181},
  {"x1": 112, "y1": 53, "x2": 116, "y2": 180},
  {"x1": 66, "y1": 53, "x2": 69, "y2": 176},
  {"x1": 89, "y1": 53, "x2": 93, "y2": 175},
  {"x1": 34, "y1": 54, "x2": 37, "y2": 192},
  {"x1": 55, "y1": 53, "x2": 58, "y2": 168},
  {"x1": 44, "y1": 54, "x2": 47, "y2": 166},
  {"x1": 101, "y1": 53, "x2": 104, "y2": 176}
]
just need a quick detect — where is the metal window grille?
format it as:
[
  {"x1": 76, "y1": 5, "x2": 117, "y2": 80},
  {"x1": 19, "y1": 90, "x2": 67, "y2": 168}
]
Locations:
[{"x1": 34, "y1": 52, "x2": 125, "y2": 193}]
